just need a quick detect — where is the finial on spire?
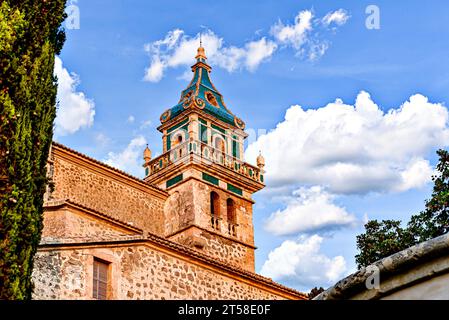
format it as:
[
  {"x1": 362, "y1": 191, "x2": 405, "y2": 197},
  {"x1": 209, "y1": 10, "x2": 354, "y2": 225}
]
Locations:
[
  {"x1": 257, "y1": 151, "x2": 265, "y2": 170},
  {"x1": 196, "y1": 33, "x2": 207, "y2": 61},
  {"x1": 143, "y1": 144, "x2": 152, "y2": 162}
]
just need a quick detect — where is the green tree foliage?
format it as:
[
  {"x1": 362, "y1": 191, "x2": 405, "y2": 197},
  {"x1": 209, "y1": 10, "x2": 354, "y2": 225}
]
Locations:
[
  {"x1": 408, "y1": 149, "x2": 449, "y2": 243},
  {"x1": 355, "y1": 220, "x2": 414, "y2": 268},
  {"x1": 308, "y1": 287, "x2": 325, "y2": 299},
  {"x1": 0, "y1": 0, "x2": 66, "y2": 299},
  {"x1": 355, "y1": 149, "x2": 449, "y2": 269}
]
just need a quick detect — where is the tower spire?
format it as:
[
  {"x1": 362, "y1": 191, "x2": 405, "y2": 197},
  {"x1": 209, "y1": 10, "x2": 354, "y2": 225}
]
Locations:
[{"x1": 195, "y1": 34, "x2": 207, "y2": 61}]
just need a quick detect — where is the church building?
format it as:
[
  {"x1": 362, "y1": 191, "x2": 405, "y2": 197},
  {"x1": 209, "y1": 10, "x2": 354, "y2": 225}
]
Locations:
[{"x1": 32, "y1": 46, "x2": 306, "y2": 300}]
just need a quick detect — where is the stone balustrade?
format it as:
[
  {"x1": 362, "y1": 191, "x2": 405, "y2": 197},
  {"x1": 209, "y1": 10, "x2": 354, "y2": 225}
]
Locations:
[{"x1": 147, "y1": 139, "x2": 264, "y2": 184}]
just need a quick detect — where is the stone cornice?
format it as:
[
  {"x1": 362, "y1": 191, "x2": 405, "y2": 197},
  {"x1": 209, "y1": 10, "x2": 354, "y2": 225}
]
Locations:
[
  {"x1": 173, "y1": 175, "x2": 256, "y2": 204},
  {"x1": 157, "y1": 109, "x2": 247, "y2": 137},
  {"x1": 166, "y1": 224, "x2": 257, "y2": 250}
]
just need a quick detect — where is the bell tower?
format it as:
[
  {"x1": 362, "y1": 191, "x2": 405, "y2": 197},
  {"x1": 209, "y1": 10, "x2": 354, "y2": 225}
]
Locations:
[{"x1": 143, "y1": 45, "x2": 265, "y2": 272}]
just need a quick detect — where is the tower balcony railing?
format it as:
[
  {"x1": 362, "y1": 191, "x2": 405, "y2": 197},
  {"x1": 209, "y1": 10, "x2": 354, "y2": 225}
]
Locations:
[
  {"x1": 227, "y1": 222, "x2": 238, "y2": 237},
  {"x1": 146, "y1": 138, "x2": 264, "y2": 184},
  {"x1": 211, "y1": 215, "x2": 221, "y2": 231}
]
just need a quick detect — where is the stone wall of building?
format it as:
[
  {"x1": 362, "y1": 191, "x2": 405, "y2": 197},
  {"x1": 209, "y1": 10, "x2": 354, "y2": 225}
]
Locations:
[
  {"x1": 47, "y1": 144, "x2": 167, "y2": 235},
  {"x1": 42, "y1": 204, "x2": 139, "y2": 242},
  {"x1": 32, "y1": 241, "x2": 302, "y2": 300},
  {"x1": 168, "y1": 226, "x2": 255, "y2": 271},
  {"x1": 164, "y1": 178, "x2": 256, "y2": 271}
]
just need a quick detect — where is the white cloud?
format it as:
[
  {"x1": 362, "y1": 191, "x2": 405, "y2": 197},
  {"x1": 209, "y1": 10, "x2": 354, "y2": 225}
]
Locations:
[
  {"x1": 270, "y1": 9, "x2": 348, "y2": 60},
  {"x1": 271, "y1": 10, "x2": 313, "y2": 50},
  {"x1": 176, "y1": 70, "x2": 193, "y2": 81},
  {"x1": 144, "y1": 30, "x2": 277, "y2": 82},
  {"x1": 54, "y1": 56, "x2": 95, "y2": 136},
  {"x1": 139, "y1": 119, "x2": 152, "y2": 129},
  {"x1": 396, "y1": 158, "x2": 434, "y2": 192},
  {"x1": 144, "y1": 56, "x2": 165, "y2": 83},
  {"x1": 104, "y1": 135, "x2": 147, "y2": 177},
  {"x1": 143, "y1": 9, "x2": 349, "y2": 82},
  {"x1": 260, "y1": 235, "x2": 347, "y2": 290},
  {"x1": 127, "y1": 115, "x2": 135, "y2": 123},
  {"x1": 244, "y1": 38, "x2": 278, "y2": 71},
  {"x1": 322, "y1": 9, "x2": 350, "y2": 27},
  {"x1": 308, "y1": 41, "x2": 329, "y2": 61},
  {"x1": 246, "y1": 91, "x2": 449, "y2": 195},
  {"x1": 265, "y1": 186, "x2": 357, "y2": 236}
]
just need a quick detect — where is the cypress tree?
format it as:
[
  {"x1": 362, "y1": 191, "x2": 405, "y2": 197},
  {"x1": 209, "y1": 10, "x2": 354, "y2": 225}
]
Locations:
[{"x1": 0, "y1": 0, "x2": 66, "y2": 299}]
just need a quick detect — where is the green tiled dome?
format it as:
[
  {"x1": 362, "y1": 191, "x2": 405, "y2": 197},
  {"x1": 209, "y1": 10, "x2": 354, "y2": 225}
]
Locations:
[{"x1": 160, "y1": 46, "x2": 245, "y2": 129}]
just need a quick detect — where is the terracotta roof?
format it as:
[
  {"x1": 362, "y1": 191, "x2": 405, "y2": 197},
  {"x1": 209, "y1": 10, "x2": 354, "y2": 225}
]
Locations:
[
  {"x1": 51, "y1": 141, "x2": 167, "y2": 197},
  {"x1": 41, "y1": 199, "x2": 306, "y2": 299},
  {"x1": 44, "y1": 199, "x2": 144, "y2": 234}
]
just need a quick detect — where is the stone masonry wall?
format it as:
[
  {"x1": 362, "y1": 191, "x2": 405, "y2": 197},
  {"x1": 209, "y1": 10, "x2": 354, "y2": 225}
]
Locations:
[
  {"x1": 42, "y1": 206, "x2": 138, "y2": 241},
  {"x1": 48, "y1": 146, "x2": 166, "y2": 235},
  {"x1": 164, "y1": 178, "x2": 256, "y2": 271},
  {"x1": 168, "y1": 227, "x2": 254, "y2": 272},
  {"x1": 32, "y1": 244, "x2": 294, "y2": 300}
]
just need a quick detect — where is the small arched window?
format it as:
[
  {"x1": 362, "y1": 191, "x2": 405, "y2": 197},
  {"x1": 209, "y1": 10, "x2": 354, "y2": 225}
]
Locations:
[
  {"x1": 210, "y1": 192, "x2": 220, "y2": 217},
  {"x1": 171, "y1": 130, "x2": 186, "y2": 150},
  {"x1": 226, "y1": 198, "x2": 236, "y2": 224}
]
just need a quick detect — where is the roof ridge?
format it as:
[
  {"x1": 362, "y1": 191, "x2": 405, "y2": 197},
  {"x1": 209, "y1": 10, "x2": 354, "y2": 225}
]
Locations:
[
  {"x1": 44, "y1": 198, "x2": 144, "y2": 233},
  {"x1": 51, "y1": 141, "x2": 168, "y2": 197}
]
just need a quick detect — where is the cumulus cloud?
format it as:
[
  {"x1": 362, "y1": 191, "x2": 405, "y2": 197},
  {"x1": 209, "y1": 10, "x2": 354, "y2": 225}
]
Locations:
[
  {"x1": 322, "y1": 9, "x2": 350, "y2": 27},
  {"x1": 143, "y1": 9, "x2": 349, "y2": 82},
  {"x1": 260, "y1": 235, "x2": 347, "y2": 290},
  {"x1": 144, "y1": 30, "x2": 277, "y2": 82},
  {"x1": 270, "y1": 9, "x2": 349, "y2": 60},
  {"x1": 54, "y1": 56, "x2": 95, "y2": 136},
  {"x1": 104, "y1": 135, "x2": 147, "y2": 177},
  {"x1": 246, "y1": 91, "x2": 449, "y2": 195},
  {"x1": 271, "y1": 10, "x2": 313, "y2": 50},
  {"x1": 144, "y1": 56, "x2": 167, "y2": 82},
  {"x1": 265, "y1": 186, "x2": 357, "y2": 236},
  {"x1": 242, "y1": 38, "x2": 278, "y2": 71}
]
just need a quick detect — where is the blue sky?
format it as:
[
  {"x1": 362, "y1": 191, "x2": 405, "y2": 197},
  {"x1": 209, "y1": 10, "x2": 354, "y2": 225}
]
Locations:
[{"x1": 55, "y1": 0, "x2": 449, "y2": 292}]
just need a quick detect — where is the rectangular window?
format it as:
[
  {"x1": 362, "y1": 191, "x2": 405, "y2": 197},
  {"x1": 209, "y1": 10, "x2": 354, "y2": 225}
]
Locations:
[
  {"x1": 199, "y1": 124, "x2": 208, "y2": 143},
  {"x1": 166, "y1": 135, "x2": 171, "y2": 150},
  {"x1": 232, "y1": 136, "x2": 240, "y2": 159},
  {"x1": 93, "y1": 259, "x2": 109, "y2": 300}
]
